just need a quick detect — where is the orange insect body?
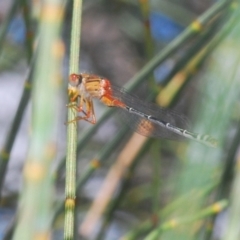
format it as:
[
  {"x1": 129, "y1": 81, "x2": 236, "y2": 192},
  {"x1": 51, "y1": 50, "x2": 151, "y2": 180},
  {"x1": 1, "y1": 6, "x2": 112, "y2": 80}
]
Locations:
[{"x1": 68, "y1": 73, "x2": 125, "y2": 124}]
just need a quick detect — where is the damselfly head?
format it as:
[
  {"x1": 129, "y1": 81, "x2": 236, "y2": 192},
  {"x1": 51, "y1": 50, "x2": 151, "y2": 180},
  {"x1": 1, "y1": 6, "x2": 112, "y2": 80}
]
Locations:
[{"x1": 69, "y1": 73, "x2": 82, "y2": 87}]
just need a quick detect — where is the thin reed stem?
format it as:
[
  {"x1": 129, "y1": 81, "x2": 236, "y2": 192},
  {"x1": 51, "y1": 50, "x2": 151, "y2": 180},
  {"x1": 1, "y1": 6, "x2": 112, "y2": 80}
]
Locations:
[{"x1": 64, "y1": 0, "x2": 83, "y2": 239}]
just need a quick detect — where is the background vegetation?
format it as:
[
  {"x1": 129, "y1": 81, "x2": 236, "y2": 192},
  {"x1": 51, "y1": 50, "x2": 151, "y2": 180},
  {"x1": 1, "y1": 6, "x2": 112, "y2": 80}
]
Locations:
[{"x1": 0, "y1": 0, "x2": 239, "y2": 239}]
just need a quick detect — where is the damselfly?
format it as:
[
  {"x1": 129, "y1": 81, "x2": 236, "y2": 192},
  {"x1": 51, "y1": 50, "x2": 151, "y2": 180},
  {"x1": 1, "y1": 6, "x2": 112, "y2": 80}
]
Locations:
[{"x1": 68, "y1": 73, "x2": 218, "y2": 147}]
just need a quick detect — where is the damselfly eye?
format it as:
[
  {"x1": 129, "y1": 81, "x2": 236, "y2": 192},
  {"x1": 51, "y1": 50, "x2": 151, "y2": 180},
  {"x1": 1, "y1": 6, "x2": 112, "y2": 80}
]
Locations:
[{"x1": 69, "y1": 74, "x2": 82, "y2": 86}]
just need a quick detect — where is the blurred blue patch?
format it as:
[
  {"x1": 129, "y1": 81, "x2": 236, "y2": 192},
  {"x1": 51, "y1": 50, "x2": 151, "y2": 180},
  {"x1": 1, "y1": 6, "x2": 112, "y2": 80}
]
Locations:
[
  {"x1": 0, "y1": 208, "x2": 15, "y2": 240},
  {"x1": 150, "y1": 12, "x2": 184, "y2": 42},
  {"x1": 154, "y1": 59, "x2": 175, "y2": 84},
  {"x1": 7, "y1": 15, "x2": 26, "y2": 44}
]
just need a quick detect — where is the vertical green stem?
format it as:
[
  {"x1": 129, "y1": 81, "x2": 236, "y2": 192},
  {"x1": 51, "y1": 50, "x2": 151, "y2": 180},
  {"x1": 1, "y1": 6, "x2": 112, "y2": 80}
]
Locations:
[
  {"x1": 64, "y1": 0, "x2": 82, "y2": 239},
  {"x1": 12, "y1": 0, "x2": 64, "y2": 239},
  {"x1": 21, "y1": 0, "x2": 34, "y2": 62}
]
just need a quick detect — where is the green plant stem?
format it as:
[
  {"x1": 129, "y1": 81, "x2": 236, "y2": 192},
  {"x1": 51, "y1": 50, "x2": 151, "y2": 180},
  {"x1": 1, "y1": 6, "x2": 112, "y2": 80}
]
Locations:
[
  {"x1": 64, "y1": 0, "x2": 83, "y2": 239},
  {"x1": 21, "y1": 0, "x2": 34, "y2": 62},
  {"x1": 143, "y1": 200, "x2": 228, "y2": 240},
  {"x1": 223, "y1": 151, "x2": 240, "y2": 240},
  {"x1": 221, "y1": 8, "x2": 240, "y2": 239},
  {"x1": 0, "y1": 0, "x2": 19, "y2": 52},
  {"x1": 121, "y1": 183, "x2": 220, "y2": 240},
  {"x1": 56, "y1": 108, "x2": 118, "y2": 175},
  {"x1": 12, "y1": 0, "x2": 64, "y2": 238},
  {"x1": 52, "y1": 126, "x2": 129, "y2": 222},
  {"x1": 0, "y1": 59, "x2": 34, "y2": 195},
  {"x1": 139, "y1": 0, "x2": 154, "y2": 61},
  {"x1": 125, "y1": 0, "x2": 233, "y2": 91}
]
